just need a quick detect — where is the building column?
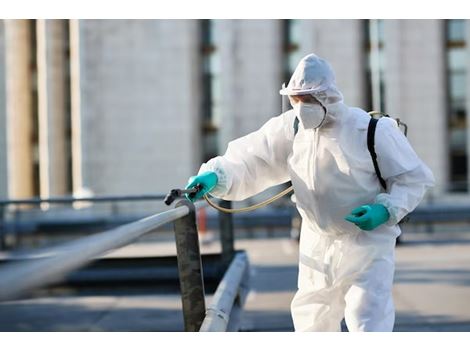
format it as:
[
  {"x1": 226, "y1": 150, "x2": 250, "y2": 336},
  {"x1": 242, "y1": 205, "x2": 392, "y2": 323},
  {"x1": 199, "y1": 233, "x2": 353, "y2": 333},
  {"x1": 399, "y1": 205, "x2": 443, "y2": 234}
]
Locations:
[
  {"x1": 298, "y1": 20, "x2": 317, "y2": 57},
  {"x1": 216, "y1": 19, "x2": 286, "y2": 147},
  {"x1": 0, "y1": 21, "x2": 8, "y2": 198},
  {"x1": 36, "y1": 19, "x2": 70, "y2": 198},
  {"x1": 73, "y1": 20, "x2": 201, "y2": 198},
  {"x1": 312, "y1": 20, "x2": 367, "y2": 108},
  {"x1": 4, "y1": 20, "x2": 35, "y2": 199},
  {"x1": 69, "y1": 19, "x2": 84, "y2": 196},
  {"x1": 213, "y1": 20, "x2": 237, "y2": 151},
  {"x1": 385, "y1": 20, "x2": 447, "y2": 195}
]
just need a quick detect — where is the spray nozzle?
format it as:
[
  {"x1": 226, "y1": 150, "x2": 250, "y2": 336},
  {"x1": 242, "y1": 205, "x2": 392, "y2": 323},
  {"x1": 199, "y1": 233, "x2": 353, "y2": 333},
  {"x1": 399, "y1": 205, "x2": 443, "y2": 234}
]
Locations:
[{"x1": 164, "y1": 185, "x2": 203, "y2": 206}]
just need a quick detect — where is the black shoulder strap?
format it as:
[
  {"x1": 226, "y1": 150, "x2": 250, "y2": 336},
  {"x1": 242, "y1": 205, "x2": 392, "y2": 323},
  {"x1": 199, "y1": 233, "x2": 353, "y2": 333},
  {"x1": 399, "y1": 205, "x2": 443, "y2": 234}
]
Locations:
[
  {"x1": 293, "y1": 117, "x2": 299, "y2": 136},
  {"x1": 367, "y1": 118, "x2": 387, "y2": 190}
]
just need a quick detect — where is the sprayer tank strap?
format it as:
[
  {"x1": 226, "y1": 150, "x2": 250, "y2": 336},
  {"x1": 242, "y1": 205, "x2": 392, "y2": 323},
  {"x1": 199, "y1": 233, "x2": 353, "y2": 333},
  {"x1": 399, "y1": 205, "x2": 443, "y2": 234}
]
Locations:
[
  {"x1": 367, "y1": 117, "x2": 387, "y2": 190},
  {"x1": 293, "y1": 116, "x2": 299, "y2": 136}
]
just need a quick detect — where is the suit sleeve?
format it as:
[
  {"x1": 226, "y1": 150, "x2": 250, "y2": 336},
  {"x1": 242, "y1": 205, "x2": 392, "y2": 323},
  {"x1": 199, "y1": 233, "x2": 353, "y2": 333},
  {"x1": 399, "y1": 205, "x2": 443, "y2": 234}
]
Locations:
[
  {"x1": 197, "y1": 112, "x2": 295, "y2": 201},
  {"x1": 373, "y1": 118, "x2": 435, "y2": 225}
]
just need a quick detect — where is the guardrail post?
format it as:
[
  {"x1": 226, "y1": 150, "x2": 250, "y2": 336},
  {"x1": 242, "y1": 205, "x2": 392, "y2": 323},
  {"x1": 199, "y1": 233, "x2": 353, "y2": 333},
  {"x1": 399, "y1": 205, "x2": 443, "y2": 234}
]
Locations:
[
  {"x1": 173, "y1": 199, "x2": 206, "y2": 332},
  {"x1": 218, "y1": 200, "x2": 234, "y2": 266},
  {"x1": 425, "y1": 192, "x2": 435, "y2": 234},
  {"x1": 0, "y1": 205, "x2": 5, "y2": 250}
]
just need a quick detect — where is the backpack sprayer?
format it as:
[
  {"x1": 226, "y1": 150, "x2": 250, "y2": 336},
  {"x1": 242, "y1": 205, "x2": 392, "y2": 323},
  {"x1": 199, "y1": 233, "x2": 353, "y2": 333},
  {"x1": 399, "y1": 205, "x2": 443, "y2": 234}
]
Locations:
[
  {"x1": 164, "y1": 111, "x2": 407, "y2": 214},
  {"x1": 369, "y1": 111, "x2": 408, "y2": 136}
]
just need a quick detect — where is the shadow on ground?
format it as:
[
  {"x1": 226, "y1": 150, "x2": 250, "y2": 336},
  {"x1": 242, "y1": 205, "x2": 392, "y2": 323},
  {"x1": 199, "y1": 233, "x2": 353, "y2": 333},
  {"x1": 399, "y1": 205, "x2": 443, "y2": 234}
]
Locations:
[
  {"x1": 394, "y1": 265, "x2": 470, "y2": 286},
  {"x1": 250, "y1": 265, "x2": 298, "y2": 293},
  {"x1": 0, "y1": 296, "x2": 184, "y2": 332},
  {"x1": 394, "y1": 311, "x2": 470, "y2": 332}
]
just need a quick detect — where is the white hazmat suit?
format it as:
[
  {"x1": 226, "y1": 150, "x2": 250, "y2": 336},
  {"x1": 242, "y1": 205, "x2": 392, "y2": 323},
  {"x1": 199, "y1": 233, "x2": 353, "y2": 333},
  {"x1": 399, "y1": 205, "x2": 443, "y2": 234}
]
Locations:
[{"x1": 198, "y1": 54, "x2": 435, "y2": 331}]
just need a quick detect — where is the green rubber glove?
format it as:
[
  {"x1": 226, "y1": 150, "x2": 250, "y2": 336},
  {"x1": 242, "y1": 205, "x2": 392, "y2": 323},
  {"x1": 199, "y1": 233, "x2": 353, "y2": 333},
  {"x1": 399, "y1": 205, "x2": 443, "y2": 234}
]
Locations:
[
  {"x1": 185, "y1": 171, "x2": 218, "y2": 202},
  {"x1": 344, "y1": 204, "x2": 390, "y2": 231}
]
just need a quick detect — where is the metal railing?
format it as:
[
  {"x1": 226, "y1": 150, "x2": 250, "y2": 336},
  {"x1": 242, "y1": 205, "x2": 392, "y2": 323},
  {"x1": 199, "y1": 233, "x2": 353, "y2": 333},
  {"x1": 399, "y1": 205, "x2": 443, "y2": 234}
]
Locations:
[
  {"x1": 0, "y1": 197, "x2": 250, "y2": 332},
  {"x1": 200, "y1": 251, "x2": 250, "y2": 331},
  {"x1": 0, "y1": 194, "x2": 167, "y2": 206},
  {"x1": 0, "y1": 194, "x2": 169, "y2": 250}
]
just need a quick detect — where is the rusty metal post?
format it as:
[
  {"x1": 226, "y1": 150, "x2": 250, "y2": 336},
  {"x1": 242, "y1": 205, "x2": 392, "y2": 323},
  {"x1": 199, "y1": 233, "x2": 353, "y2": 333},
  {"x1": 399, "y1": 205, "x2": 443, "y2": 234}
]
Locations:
[
  {"x1": 218, "y1": 200, "x2": 234, "y2": 266},
  {"x1": 173, "y1": 199, "x2": 206, "y2": 332}
]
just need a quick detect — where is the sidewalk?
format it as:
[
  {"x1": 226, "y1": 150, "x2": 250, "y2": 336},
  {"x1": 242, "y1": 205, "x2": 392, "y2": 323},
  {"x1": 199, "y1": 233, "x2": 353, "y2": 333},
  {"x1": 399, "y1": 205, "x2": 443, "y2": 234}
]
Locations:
[
  {"x1": 238, "y1": 233, "x2": 470, "y2": 331},
  {"x1": 1, "y1": 232, "x2": 470, "y2": 331}
]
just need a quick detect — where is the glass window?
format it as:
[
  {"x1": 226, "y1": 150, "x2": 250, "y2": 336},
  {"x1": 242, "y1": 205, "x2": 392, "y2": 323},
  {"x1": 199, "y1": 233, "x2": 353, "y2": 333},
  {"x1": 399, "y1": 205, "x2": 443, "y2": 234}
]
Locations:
[
  {"x1": 448, "y1": 48, "x2": 467, "y2": 71},
  {"x1": 364, "y1": 19, "x2": 386, "y2": 112},
  {"x1": 29, "y1": 19, "x2": 40, "y2": 196},
  {"x1": 450, "y1": 153, "x2": 468, "y2": 192},
  {"x1": 446, "y1": 19, "x2": 468, "y2": 192},
  {"x1": 450, "y1": 128, "x2": 467, "y2": 152},
  {"x1": 283, "y1": 20, "x2": 302, "y2": 84},
  {"x1": 447, "y1": 19, "x2": 466, "y2": 43},
  {"x1": 450, "y1": 104, "x2": 467, "y2": 126},
  {"x1": 377, "y1": 19, "x2": 385, "y2": 44},
  {"x1": 449, "y1": 72, "x2": 467, "y2": 101},
  {"x1": 200, "y1": 20, "x2": 219, "y2": 161}
]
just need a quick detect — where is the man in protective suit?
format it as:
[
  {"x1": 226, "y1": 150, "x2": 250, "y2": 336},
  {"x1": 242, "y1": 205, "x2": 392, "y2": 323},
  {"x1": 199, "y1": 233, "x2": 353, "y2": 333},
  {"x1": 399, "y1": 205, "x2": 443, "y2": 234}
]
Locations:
[{"x1": 185, "y1": 54, "x2": 435, "y2": 332}]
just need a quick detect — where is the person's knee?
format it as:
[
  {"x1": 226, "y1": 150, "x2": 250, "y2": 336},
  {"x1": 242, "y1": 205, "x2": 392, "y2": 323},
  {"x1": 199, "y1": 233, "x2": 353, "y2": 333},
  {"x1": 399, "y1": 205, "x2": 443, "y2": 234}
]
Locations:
[
  {"x1": 344, "y1": 285, "x2": 394, "y2": 331},
  {"x1": 291, "y1": 287, "x2": 346, "y2": 332}
]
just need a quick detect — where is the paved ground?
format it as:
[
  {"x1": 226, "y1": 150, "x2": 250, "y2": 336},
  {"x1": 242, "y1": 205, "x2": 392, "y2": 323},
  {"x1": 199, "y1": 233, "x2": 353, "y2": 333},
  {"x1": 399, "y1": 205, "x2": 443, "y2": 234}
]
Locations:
[
  {"x1": 239, "y1": 232, "x2": 470, "y2": 332},
  {"x1": 1, "y1": 231, "x2": 470, "y2": 331},
  {"x1": 392, "y1": 231, "x2": 470, "y2": 331}
]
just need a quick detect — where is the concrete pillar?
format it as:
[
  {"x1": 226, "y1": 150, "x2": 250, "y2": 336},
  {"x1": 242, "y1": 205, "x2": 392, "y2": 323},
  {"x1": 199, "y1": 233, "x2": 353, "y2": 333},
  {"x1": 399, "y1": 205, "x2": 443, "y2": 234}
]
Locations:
[
  {"x1": 75, "y1": 20, "x2": 201, "y2": 197},
  {"x1": 36, "y1": 19, "x2": 70, "y2": 198},
  {"x1": 297, "y1": 20, "x2": 317, "y2": 60},
  {"x1": 218, "y1": 20, "x2": 283, "y2": 142},
  {"x1": 384, "y1": 20, "x2": 447, "y2": 195},
  {"x1": 310, "y1": 20, "x2": 368, "y2": 108},
  {"x1": 0, "y1": 21, "x2": 7, "y2": 198},
  {"x1": 69, "y1": 19, "x2": 85, "y2": 196},
  {"x1": 4, "y1": 20, "x2": 35, "y2": 199},
  {"x1": 213, "y1": 20, "x2": 237, "y2": 151}
]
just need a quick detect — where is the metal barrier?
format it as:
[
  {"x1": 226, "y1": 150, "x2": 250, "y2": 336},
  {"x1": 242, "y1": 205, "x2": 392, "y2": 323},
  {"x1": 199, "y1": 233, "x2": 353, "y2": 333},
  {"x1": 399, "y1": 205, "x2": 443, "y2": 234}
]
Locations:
[
  {"x1": 0, "y1": 196, "x2": 250, "y2": 332},
  {"x1": 0, "y1": 194, "x2": 169, "y2": 249},
  {"x1": 200, "y1": 251, "x2": 250, "y2": 332},
  {"x1": 0, "y1": 194, "x2": 167, "y2": 206},
  {"x1": 173, "y1": 200, "x2": 207, "y2": 331}
]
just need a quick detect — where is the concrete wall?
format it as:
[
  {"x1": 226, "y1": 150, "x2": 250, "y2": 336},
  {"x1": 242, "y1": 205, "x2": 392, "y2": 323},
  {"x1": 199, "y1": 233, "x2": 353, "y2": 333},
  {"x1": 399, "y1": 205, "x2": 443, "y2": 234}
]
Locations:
[
  {"x1": 0, "y1": 21, "x2": 7, "y2": 198},
  {"x1": 309, "y1": 20, "x2": 368, "y2": 108},
  {"x1": 0, "y1": 19, "x2": 466, "y2": 202},
  {"x1": 385, "y1": 20, "x2": 448, "y2": 195},
  {"x1": 37, "y1": 19, "x2": 70, "y2": 198},
  {"x1": 4, "y1": 20, "x2": 35, "y2": 199},
  {"x1": 76, "y1": 20, "x2": 201, "y2": 196},
  {"x1": 215, "y1": 19, "x2": 283, "y2": 152}
]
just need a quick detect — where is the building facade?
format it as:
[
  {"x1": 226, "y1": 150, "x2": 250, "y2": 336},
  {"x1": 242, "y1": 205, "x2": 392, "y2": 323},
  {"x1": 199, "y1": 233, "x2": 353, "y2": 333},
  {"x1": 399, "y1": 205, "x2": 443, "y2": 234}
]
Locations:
[{"x1": 0, "y1": 19, "x2": 468, "y2": 203}]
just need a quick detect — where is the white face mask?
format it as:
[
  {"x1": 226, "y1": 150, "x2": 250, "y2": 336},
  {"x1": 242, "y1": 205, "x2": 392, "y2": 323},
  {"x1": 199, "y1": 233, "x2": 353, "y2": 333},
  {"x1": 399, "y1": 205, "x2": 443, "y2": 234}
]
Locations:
[{"x1": 292, "y1": 102, "x2": 326, "y2": 129}]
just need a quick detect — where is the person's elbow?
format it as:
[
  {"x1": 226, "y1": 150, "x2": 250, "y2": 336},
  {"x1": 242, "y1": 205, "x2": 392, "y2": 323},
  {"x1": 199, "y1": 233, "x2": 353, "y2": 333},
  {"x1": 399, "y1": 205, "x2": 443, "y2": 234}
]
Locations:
[{"x1": 421, "y1": 164, "x2": 436, "y2": 189}]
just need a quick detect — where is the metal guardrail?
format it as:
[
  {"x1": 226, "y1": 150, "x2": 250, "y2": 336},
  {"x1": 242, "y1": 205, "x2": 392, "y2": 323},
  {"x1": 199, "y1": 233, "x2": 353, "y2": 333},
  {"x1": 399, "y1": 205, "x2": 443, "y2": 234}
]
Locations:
[
  {"x1": 0, "y1": 194, "x2": 167, "y2": 206},
  {"x1": 0, "y1": 202, "x2": 196, "y2": 301},
  {"x1": 407, "y1": 204, "x2": 470, "y2": 222},
  {"x1": 0, "y1": 194, "x2": 168, "y2": 250},
  {"x1": 200, "y1": 251, "x2": 250, "y2": 332},
  {"x1": 0, "y1": 196, "x2": 250, "y2": 332}
]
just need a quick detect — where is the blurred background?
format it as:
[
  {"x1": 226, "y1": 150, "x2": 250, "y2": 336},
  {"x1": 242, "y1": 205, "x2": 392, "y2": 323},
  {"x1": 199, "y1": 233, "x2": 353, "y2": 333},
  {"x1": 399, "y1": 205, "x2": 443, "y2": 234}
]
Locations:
[
  {"x1": 0, "y1": 19, "x2": 469, "y2": 332},
  {"x1": 1, "y1": 19, "x2": 468, "y2": 203}
]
